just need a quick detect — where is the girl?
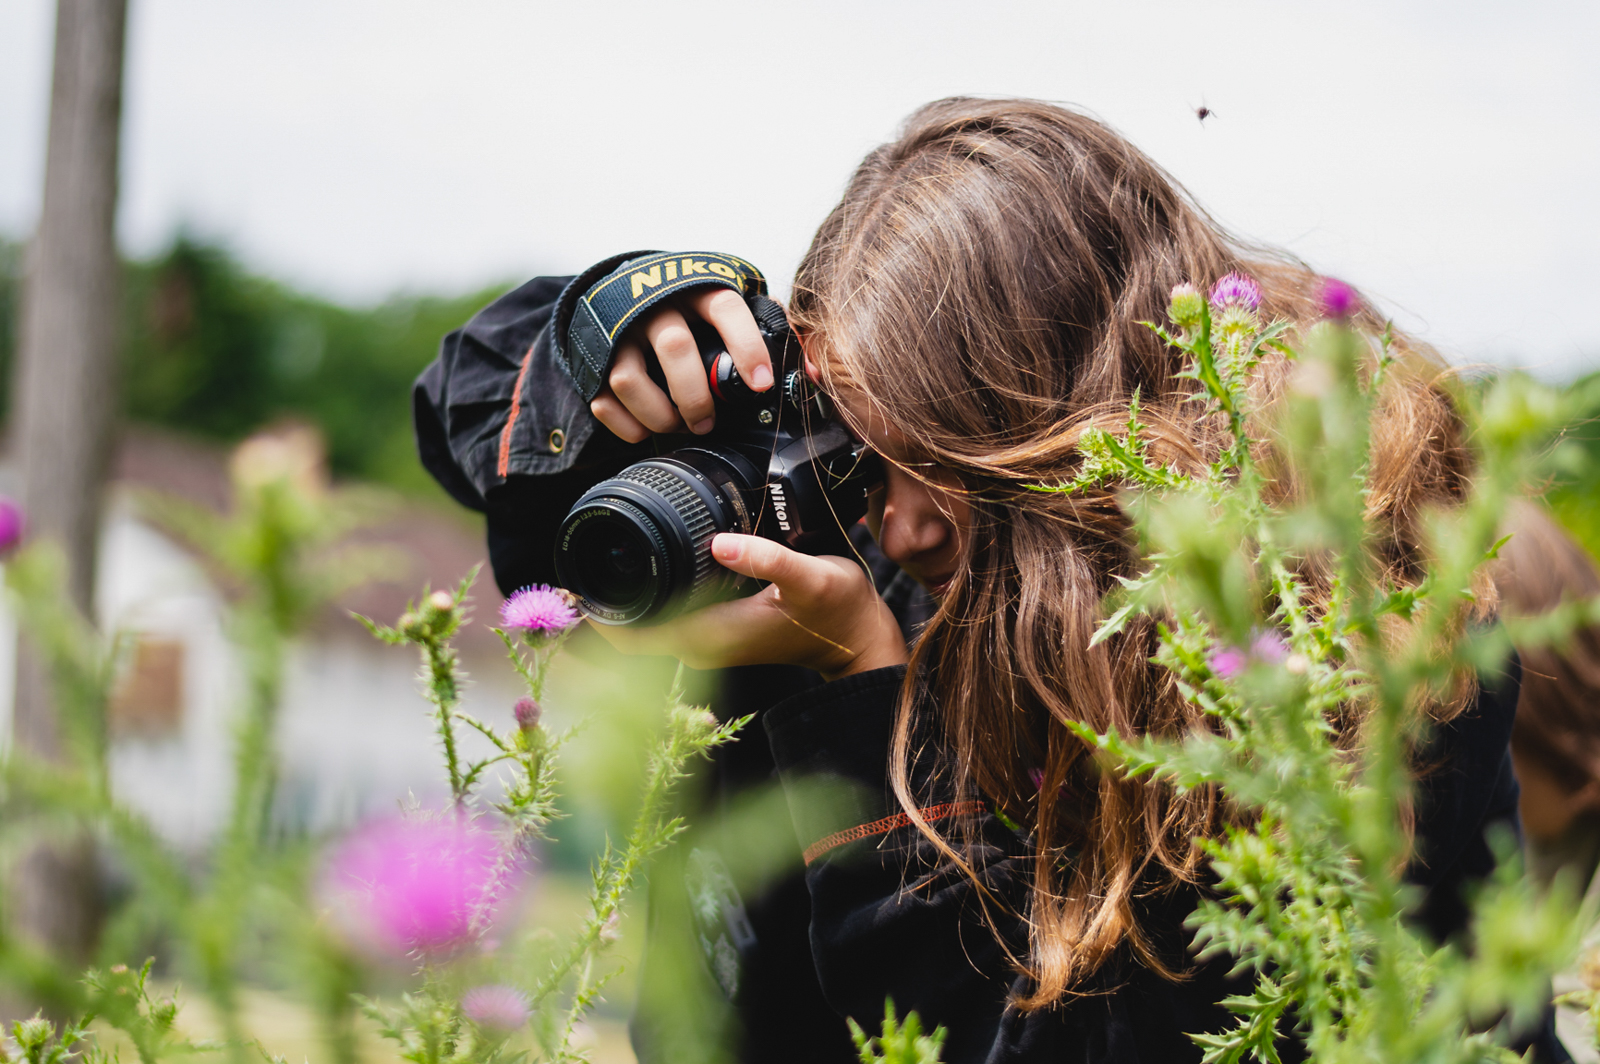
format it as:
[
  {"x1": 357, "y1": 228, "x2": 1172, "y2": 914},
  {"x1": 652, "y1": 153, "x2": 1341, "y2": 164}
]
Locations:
[{"x1": 417, "y1": 98, "x2": 1564, "y2": 1061}]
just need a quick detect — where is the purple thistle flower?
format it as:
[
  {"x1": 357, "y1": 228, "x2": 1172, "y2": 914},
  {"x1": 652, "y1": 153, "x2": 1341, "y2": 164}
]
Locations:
[
  {"x1": 1319, "y1": 278, "x2": 1359, "y2": 320},
  {"x1": 500, "y1": 584, "x2": 580, "y2": 633},
  {"x1": 1211, "y1": 631, "x2": 1293, "y2": 681},
  {"x1": 1251, "y1": 631, "x2": 1289, "y2": 665},
  {"x1": 1208, "y1": 646, "x2": 1249, "y2": 681},
  {"x1": 1209, "y1": 272, "x2": 1262, "y2": 312},
  {"x1": 320, "y1": 814, "x2": 507, "y2": 958},
  {"x1": 513, "y1": 697, "x2": 541, "y2": 732},
  {"x1": 0, "y1": 497, "x2": 24, "y2": 554},
  {"x1": 460, "y1": 985, "x2": 530, "y2": 1030}
]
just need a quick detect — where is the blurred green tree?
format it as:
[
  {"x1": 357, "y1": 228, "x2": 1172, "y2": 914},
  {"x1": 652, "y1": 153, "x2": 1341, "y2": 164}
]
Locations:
[
  {"x1": 1543, "y1": 366, "x2": 1600, "y2": 561},
  {"x1": 0, "y1": 233, "x2": 508, "y2": 501},
  {"x1": 118, "y1": 237, "x2": 507, "y2": 497}
]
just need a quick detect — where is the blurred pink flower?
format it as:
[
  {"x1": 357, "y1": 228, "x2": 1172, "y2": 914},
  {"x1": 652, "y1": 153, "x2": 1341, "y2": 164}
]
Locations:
[
  {"x1": 0, "y1": 497, "x2": 24, "y2": 554},
  {"x1": 460, "y1": 984, "x2": 530, "y2": 1030},
  {"x1": 1251, "y1": 631, "x2": 1289, "y2": 664},
  {"x1": 1208, "y1": 646, "x2": 1249, "y2": 680},
  {"x1": 1320, "y1": 278, "x2": 1359, "y2": 320},
  {"x1": 1210, "y1": 631, "x2": 1292, "y2": 681},
  {"x1": 321, "y1": 814, "x2": 506, "y2": 958},
  {"x1": 500, "y1": 584, "x2": 579, "y2": 633},
  {"x1": 1209, "y1": 272, "x2": 1262, "y2": 312}
]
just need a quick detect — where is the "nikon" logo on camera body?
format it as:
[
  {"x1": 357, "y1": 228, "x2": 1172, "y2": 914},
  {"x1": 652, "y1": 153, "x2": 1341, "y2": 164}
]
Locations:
[{"x1": 768, "y1": 482, "x2": 792, "y2": 531}]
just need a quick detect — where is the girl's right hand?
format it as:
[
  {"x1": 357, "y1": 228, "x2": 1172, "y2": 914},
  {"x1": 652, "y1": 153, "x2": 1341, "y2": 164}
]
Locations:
[{"x1": 589, "y1": 287, "x2": 775, "y2": 442}]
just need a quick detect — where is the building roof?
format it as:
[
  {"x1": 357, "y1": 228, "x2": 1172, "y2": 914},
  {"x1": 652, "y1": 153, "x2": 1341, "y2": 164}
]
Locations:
[{"x1": 113, "y1": 427, "x2": 507, "y2": 655}]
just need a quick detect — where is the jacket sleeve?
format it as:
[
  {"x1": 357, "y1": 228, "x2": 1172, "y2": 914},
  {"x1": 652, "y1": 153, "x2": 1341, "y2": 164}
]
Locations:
[{"x1": 412, "y1": 272, "x2": 651, "y2": 594}]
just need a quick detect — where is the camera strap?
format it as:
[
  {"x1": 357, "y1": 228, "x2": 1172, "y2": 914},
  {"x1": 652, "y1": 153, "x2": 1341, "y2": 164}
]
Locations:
[{"x1": 557, "y1": 250, "x2": 767, "y2": 401}]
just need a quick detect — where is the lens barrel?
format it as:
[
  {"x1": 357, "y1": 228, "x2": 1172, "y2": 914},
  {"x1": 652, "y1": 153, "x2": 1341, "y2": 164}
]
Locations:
[{"x1": 554, "y1": 456, "x2": 750, "y2": 625}]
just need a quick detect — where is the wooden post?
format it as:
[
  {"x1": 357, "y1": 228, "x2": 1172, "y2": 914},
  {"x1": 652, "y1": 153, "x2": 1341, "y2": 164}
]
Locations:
[{"x1": 9, "y1": 0, "x2": 128, "y2": 963}]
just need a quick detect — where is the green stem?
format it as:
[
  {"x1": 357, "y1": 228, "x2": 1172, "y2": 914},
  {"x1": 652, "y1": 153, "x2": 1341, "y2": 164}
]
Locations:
[{"x1": 423, "y1": 637, "x2": 466, "y2": 803}]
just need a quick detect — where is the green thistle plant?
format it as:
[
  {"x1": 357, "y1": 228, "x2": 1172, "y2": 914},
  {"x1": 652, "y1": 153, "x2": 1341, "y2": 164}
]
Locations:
[
  {"x1": 1038, "y1": 277, "x2": 1595, "y2": 1062},
  {"x1": 358, "y1": 575, "x2": 748, "y2": 1064},
  {"x1": 847, "y1": 1001, "x2": 946, "y2": 1064}
]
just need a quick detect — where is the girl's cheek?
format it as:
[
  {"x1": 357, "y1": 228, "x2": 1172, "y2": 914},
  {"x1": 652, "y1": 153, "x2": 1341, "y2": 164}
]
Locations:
[{"x1": 865, "y1": 486, "x2": 886, "y2": 543}]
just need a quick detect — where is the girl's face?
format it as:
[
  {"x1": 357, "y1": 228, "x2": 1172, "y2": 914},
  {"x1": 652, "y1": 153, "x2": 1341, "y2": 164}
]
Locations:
[{"x1": 824, "y1": 380, "x2": 970, "y2": 596}]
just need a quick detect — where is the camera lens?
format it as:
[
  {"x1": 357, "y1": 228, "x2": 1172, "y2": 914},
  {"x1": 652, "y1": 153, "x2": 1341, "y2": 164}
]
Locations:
[
  {"x1": 555, "y1": 457, "x2": 750, "y2": 625},
  {"x1": 570, "y1": 512, "x2": 657, "y2": 611}
]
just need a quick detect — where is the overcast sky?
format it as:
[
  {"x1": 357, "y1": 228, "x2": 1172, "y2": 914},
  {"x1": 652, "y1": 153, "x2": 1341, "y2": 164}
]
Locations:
[{"x1": 2, "y1": 0, "x2": 1597, "y2": 378}]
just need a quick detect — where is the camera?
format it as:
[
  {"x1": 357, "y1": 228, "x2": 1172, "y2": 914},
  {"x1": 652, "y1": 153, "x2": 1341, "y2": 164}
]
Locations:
[{"x1": 554, "y1": 296, "x2": 882, "y2": 625}]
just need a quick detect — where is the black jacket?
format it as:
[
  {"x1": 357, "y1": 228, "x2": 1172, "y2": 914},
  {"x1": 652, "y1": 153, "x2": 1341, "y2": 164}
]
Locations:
[{"x1": 414, "y1": 269, "x2": 1567, "y2": 1063}]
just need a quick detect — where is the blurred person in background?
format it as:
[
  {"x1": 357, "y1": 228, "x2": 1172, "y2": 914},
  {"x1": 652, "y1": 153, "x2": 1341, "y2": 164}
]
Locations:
[
  {"x1": 415, "y1": 98, "x2": 1568, "y2": 1061},
  {"x1": 1495, "y1": 500, "x2": 1600, "y2": 895}
]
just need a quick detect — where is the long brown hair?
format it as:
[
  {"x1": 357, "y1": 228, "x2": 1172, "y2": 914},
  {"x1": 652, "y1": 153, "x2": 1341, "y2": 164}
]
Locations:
[
  {"x1": 1493, "y1": 501, "x2": 1600, "y2": 841},
  {"x1": 788, "y1": 98, "x2": 1479, "y2": 1007}
]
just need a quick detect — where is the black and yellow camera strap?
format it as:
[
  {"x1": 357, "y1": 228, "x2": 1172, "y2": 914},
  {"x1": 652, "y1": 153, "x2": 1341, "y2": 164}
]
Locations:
[{"x1": 554, "y1": 250, "x2": 767, "y2": 402}]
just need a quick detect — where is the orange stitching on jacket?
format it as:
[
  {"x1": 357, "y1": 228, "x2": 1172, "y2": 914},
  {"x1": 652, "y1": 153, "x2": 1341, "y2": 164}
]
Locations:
[
  {"x1": 498, "y1": 342, "x2": 537, "y2": 477},
  {"x1": 802, "y1": 800, "x2": 987, "y2": 865}
]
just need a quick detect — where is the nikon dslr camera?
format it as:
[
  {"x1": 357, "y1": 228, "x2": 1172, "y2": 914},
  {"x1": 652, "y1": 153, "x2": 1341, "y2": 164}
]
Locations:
[{"x1": 554, "y1": 294, "x2": 881, "y2": 625}]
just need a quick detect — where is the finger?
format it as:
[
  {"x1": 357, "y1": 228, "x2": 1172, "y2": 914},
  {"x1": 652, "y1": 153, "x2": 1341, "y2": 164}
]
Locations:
[
  {"x1": 711, "y1": 533, "x2": 841, "y2": 605},
  {"x1": 689, "y1": 287, "x2": 773, "y2": 392},
  {"x1": 645, "y1": 308, "x2": 716, "y2": 434},
  {"x1": 608, "y1": 341, "x2": 684, "y2": 434},
  {"x1": 589, "y1": 388, "x2": 651, "y2": 444}
]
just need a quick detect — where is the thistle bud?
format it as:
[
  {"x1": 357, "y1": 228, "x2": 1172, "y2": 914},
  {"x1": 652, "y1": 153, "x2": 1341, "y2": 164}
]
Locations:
[
  {"x1": 428, "y1": 590, "x2": 455, "y2": 613},
  {"x1": 15, "y1": 1017, "x2": 52, "y2": 1050},
  {"x1": 1168, "y1": 283, "x2": 1204, "y2": 328},
  {"x1": 599, "y1": 910, "x2": 621, "y2": 943},
  {"x1": 513, "y1": 697, "x2": 541, "y2": 733}
]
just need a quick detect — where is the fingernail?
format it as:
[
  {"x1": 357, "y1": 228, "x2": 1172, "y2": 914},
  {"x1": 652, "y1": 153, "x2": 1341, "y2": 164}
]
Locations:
[
  {"x1": 750, "y1": 364, "x2": 774, "y2": 391},
  {"x1": 712, "y1": 535, "x2": 741, "y2": 562},
  {"x1": 692, "y1": 417, "x2": 715, "y2": 435}
]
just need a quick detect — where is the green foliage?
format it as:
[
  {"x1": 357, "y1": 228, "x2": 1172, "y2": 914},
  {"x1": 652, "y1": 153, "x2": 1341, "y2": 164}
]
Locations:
[
  {"x1": 4, "y1": 1012, "x2": 98, "y2": 1064},
  {"x1": 0, "y1": 233, "x2": 503, "y2": 497},
  {"x1": 846, "y1": 1001, "x2": 946, "y2": 1064},
  {"x1": 118, "y1": 238, "x2": 506, "y2": 495},
  {"x1": 0, "y1": 428, "x2": 748, "y2": 1064},
  {"x1": 1540, "y1": 367, "x2": 1600, "y2": 563},
  {"x1": 0, "y1": 445, "x2": 385, "y2": 1062},
  {"x1": 1048, "y1": 287, "x2": 1591, "y2": 1061},
  {"x1": 82, "y1": 960, "x2": 205, "y2": 1064},
  {"x1": 359, "y1": 584, "x2": 748, "y2": 1063},
  {"x1": 0, "y1": 237, "x2": 21, "y2": 419}
]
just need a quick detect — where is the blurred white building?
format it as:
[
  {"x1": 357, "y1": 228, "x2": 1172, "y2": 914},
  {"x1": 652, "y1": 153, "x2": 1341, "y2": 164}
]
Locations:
[{"x1": 0, "y1": 428, "x2": 522, "y2": 849}]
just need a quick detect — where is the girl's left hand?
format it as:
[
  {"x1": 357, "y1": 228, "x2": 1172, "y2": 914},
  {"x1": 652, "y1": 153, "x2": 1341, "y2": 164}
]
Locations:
[{"x1": 592, "y1": 533, "x2": 909, "y2": 682}]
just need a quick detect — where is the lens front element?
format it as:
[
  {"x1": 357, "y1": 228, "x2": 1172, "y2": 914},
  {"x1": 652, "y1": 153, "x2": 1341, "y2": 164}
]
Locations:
[
  {"x1": 567, "y1": 504, "x2": 661, "y2": 615},
  {"x1": 555, "y1": 458, "x2": 743, "y2": 625}
]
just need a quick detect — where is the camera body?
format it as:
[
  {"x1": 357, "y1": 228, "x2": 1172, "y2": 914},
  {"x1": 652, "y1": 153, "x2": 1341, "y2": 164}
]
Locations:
[{"x1": 554, "y1": 296, "x2": 881, "y2": 625}]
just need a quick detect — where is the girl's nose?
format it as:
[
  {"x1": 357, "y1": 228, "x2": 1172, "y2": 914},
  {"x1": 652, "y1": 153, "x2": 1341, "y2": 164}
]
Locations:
[{"x1": 880, "y1": 479, "x2": 957, "y2": 564}]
